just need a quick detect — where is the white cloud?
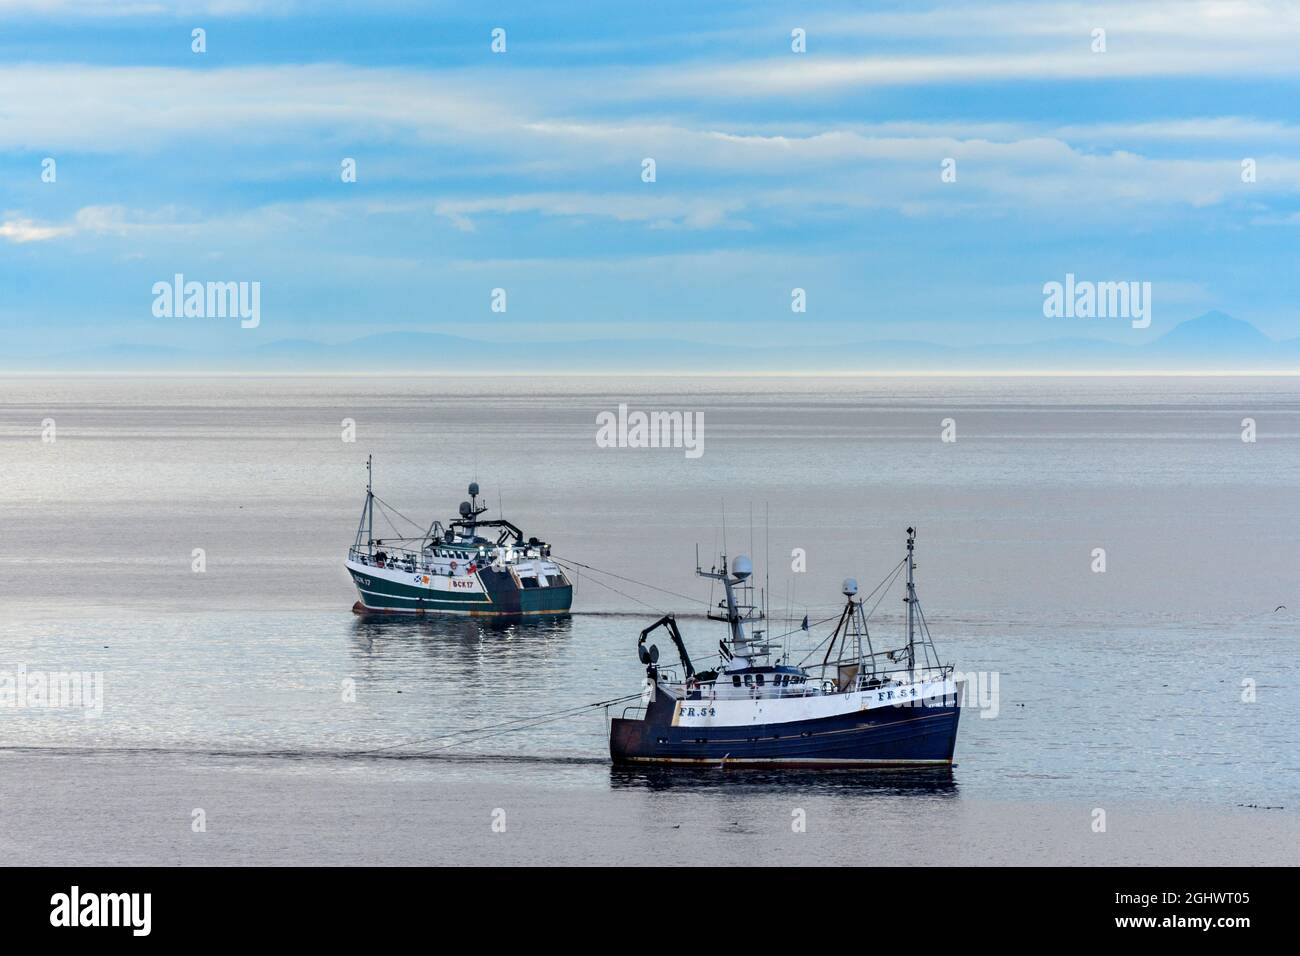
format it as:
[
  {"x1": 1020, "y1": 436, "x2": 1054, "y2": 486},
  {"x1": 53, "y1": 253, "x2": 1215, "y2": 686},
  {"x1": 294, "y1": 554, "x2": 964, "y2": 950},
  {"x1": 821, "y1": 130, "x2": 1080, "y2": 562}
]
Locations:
[
  {"x1": 0, "y1": 204, "x2": 200, "y2": 243},
  {"x1": 2, "y1": 11, "x2": 1298, "y2": 242},
  {"x1": 816, "y1": 1, "x2": 1299, "y2": 41},
  {"x1": 0, "y1": 217, "x2": 73, "y2": 243},
  {"x1": 1050, "y1": 118, "x2": 1300, "y2": 142},
  {"x1": 433, "y1": 193, "x2": 752, "y2": 231},
  {"x1": 653, "y1": 46, "x2": 1295, "y2": 98},
  {"x1": 645, "y1": 1, "x2": 1300, "y2": 96},
  {"x1": 0, "y1": 0, "x2": 282, "y2": 16},
  {"x1": 0, "y1": 64, "x2": 519, "y2": 152}
]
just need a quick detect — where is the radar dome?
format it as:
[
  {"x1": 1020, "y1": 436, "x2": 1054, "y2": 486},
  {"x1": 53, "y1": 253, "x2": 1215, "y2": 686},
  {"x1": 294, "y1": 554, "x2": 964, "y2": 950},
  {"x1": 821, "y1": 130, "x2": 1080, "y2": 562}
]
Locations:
[
  {"x1": 459, "y1": 501, "x2": 472, "y2": 517},
  {"x1": 468, "y1": 482, "x2": 480, "y2": 497},
  {"x1": 842, "y1": 577, "x2": 859, "y2": 597},
  {"x1": 731, "y1": 555, "x2": 753, "y2": 580}
]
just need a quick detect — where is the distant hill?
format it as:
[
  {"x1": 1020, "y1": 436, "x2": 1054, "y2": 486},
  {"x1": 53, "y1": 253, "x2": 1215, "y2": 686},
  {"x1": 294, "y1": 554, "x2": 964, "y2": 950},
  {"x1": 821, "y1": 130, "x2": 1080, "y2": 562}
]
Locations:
[
  {"x1": 1146, "y1": 310, "x2": 1277, "y2": 357},
  {"x1": 28, "y1": 311, "x2": 1300, "y2": 373}
]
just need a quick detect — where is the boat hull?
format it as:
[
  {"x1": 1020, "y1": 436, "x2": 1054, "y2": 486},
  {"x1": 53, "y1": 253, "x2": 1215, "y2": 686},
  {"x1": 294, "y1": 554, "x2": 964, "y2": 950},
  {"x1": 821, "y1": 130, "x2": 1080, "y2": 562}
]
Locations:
[
  {"x1": 610, "y1": 698, "x2": 960, "y2": 768},
  {"x1": 347, "y1": 561, "x2": 572, "y2": 616}
]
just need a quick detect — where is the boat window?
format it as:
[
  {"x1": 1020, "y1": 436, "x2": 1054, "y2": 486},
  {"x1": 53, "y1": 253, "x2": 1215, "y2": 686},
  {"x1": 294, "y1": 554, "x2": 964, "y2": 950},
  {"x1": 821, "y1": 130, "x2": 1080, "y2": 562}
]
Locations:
[
  {"x1": 743, "y1": 674, "x2": 752, "y2": 685},
  {"x1": 732, "y1": 675, "x2": 740, "y2": 687},
  {"x1": 756, "y1": 674, "x2": 765, "y2": 686}
]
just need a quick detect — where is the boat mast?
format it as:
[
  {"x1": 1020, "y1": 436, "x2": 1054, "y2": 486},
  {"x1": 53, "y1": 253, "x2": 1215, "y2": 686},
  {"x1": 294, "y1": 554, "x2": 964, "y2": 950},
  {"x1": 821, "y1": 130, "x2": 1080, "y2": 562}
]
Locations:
[
  {"x1": 905, "y1": 526, "x2": 916, "y2": 673},
  {"x1": 721, "y1": 558, "x2": 747, "y2": 650},
  {"x1": 699, "y1": 553, "x2": 755, "y2": 666},
  {"x1": 367, "y1": 455, "x2": 374, "y2": 556}
]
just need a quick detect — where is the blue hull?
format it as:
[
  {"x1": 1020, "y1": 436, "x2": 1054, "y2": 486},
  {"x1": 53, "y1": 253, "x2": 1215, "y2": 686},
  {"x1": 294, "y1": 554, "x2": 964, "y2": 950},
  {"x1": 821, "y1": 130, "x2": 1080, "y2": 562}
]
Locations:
[{"x1": 610, "y1": 697, "x2": 960, "y2": 767}]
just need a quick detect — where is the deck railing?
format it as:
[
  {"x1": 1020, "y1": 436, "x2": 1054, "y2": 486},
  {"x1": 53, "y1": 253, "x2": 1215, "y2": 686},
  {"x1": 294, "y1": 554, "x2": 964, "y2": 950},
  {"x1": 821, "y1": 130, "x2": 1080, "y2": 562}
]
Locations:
[
  {"x1": 347, "y1": 546, "x2": 570, "y2": 586},
  {"x1": 348, "y1": 547, "x2": 440, "y2": 575},
  {"x1": 668, "y1": 662, "x2": 955, "y2": 702}
]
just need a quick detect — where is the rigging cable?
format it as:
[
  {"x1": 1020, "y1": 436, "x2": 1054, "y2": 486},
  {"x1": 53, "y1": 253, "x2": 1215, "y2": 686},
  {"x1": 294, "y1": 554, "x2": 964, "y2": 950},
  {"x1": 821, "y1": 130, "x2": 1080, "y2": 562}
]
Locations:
[
  {"x1": 549, "y1": 556, "x2": 709, "y2": 609},
  {"x1": 355, "y1": 693, "x2": 642, "y2": 756},
  {"x1": 370, "y1": 494, "x2": 427, "y2": 534},
  {"x1": 376, "y1": 503, "x2": 405, "y2": 540},
  {"x1": 864, "y1": 557, "x2": 908, "y2": 621},
  {"x1": 795, "y1": 556, "x2": 906, "y2": 665},
  {"x1": 553, "y1": 565, "x2": 667, "y2": 615}
]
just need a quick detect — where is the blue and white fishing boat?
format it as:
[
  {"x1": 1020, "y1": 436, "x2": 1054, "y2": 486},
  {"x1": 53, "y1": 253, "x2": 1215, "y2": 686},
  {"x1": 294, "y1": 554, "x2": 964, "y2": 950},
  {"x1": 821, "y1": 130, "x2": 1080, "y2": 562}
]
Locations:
[
  {"x1": 346, "y1": 457, "x2": 572, "y2": 616},
  {"x1": 609, "y1": 528, "x2": 961, "y2": 767}
]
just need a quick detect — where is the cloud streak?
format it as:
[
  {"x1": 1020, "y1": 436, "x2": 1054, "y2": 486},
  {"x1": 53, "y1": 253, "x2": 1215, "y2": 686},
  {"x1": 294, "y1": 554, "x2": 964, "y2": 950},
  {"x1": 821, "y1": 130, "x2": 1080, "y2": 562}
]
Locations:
[
  {"x1": 0, "y1": 216, "x2": 73, "y2": 242},
  {"x1": 4, "y1": 0, "x2": 1300, "y2": 358}
]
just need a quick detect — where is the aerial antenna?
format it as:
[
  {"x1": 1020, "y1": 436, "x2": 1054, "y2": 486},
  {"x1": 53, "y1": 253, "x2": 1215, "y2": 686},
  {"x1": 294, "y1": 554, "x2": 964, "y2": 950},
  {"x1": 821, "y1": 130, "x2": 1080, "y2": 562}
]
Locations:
[
  {"x1": 720, "y1": 499, "x2": 727, "y2": 557},
  {"x1": 765, "y1": 502, "x2": 773, "y2": 659},
  {"x1": 785, "y1": 579, "x2": 792, "y2": 642}
]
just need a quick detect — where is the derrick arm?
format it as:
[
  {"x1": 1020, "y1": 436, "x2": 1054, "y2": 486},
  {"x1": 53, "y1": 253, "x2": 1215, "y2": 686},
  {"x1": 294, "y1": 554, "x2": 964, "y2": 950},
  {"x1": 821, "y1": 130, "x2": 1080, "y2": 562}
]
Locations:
[{"x1": 638, "y1": 615, "x2": 694, "y2": 679}]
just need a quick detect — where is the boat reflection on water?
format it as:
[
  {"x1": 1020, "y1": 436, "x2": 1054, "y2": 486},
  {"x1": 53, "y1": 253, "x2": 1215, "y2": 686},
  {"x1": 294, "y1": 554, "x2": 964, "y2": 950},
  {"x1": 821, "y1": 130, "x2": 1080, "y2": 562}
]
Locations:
[
  {"x1": 349, "y1": 612, "x2": 574, "y2": 671},
  {"x1": 608, "y1": 764, "x2": 958, "y2": 796},
  {"x1": 351, "y1": 612, "x2": 573, "y2": 643}
]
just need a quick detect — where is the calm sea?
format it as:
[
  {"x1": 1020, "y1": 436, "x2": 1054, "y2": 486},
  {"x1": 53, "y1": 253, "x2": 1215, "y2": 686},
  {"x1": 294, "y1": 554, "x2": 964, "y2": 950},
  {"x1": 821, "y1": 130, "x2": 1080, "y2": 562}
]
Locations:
[{"x1": 1, "y1": 375, "x2": 1296, "y2": 864}]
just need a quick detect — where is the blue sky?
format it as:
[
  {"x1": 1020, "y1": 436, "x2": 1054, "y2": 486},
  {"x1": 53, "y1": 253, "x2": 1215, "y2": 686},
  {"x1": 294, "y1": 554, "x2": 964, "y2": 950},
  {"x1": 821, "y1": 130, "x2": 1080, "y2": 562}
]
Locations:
[{"x1": 2, "y1": 0, "x2": 1300, "y2": 366}]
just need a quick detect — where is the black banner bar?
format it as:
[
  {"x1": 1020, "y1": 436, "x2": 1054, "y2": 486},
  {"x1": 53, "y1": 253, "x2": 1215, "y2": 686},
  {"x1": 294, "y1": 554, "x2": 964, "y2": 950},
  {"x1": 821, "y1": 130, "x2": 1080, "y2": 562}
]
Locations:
[{"x1": 1, "y1": 866, "x2": 1283, "y2": 942}]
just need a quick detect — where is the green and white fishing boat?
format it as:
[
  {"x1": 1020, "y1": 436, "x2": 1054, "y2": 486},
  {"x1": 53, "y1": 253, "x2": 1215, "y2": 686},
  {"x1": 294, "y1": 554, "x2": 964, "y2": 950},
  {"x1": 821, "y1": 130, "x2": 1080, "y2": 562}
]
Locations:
[{"x1": 346, "y1": 457, "x2": 573, "y2": 616}]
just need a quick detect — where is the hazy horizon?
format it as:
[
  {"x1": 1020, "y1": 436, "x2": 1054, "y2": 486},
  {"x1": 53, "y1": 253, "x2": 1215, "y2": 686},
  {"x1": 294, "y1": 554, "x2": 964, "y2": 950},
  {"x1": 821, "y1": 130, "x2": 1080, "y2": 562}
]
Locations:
[{"x1": 11, "y1": 309, "x2": 1300, "y2": 374}]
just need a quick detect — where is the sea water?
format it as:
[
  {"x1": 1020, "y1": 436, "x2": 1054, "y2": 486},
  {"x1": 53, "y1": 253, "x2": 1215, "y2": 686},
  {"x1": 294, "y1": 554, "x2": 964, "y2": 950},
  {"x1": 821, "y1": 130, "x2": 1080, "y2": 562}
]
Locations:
[{"x1": 1, "y1": 375, "x2": 1296, "y2": 864}]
